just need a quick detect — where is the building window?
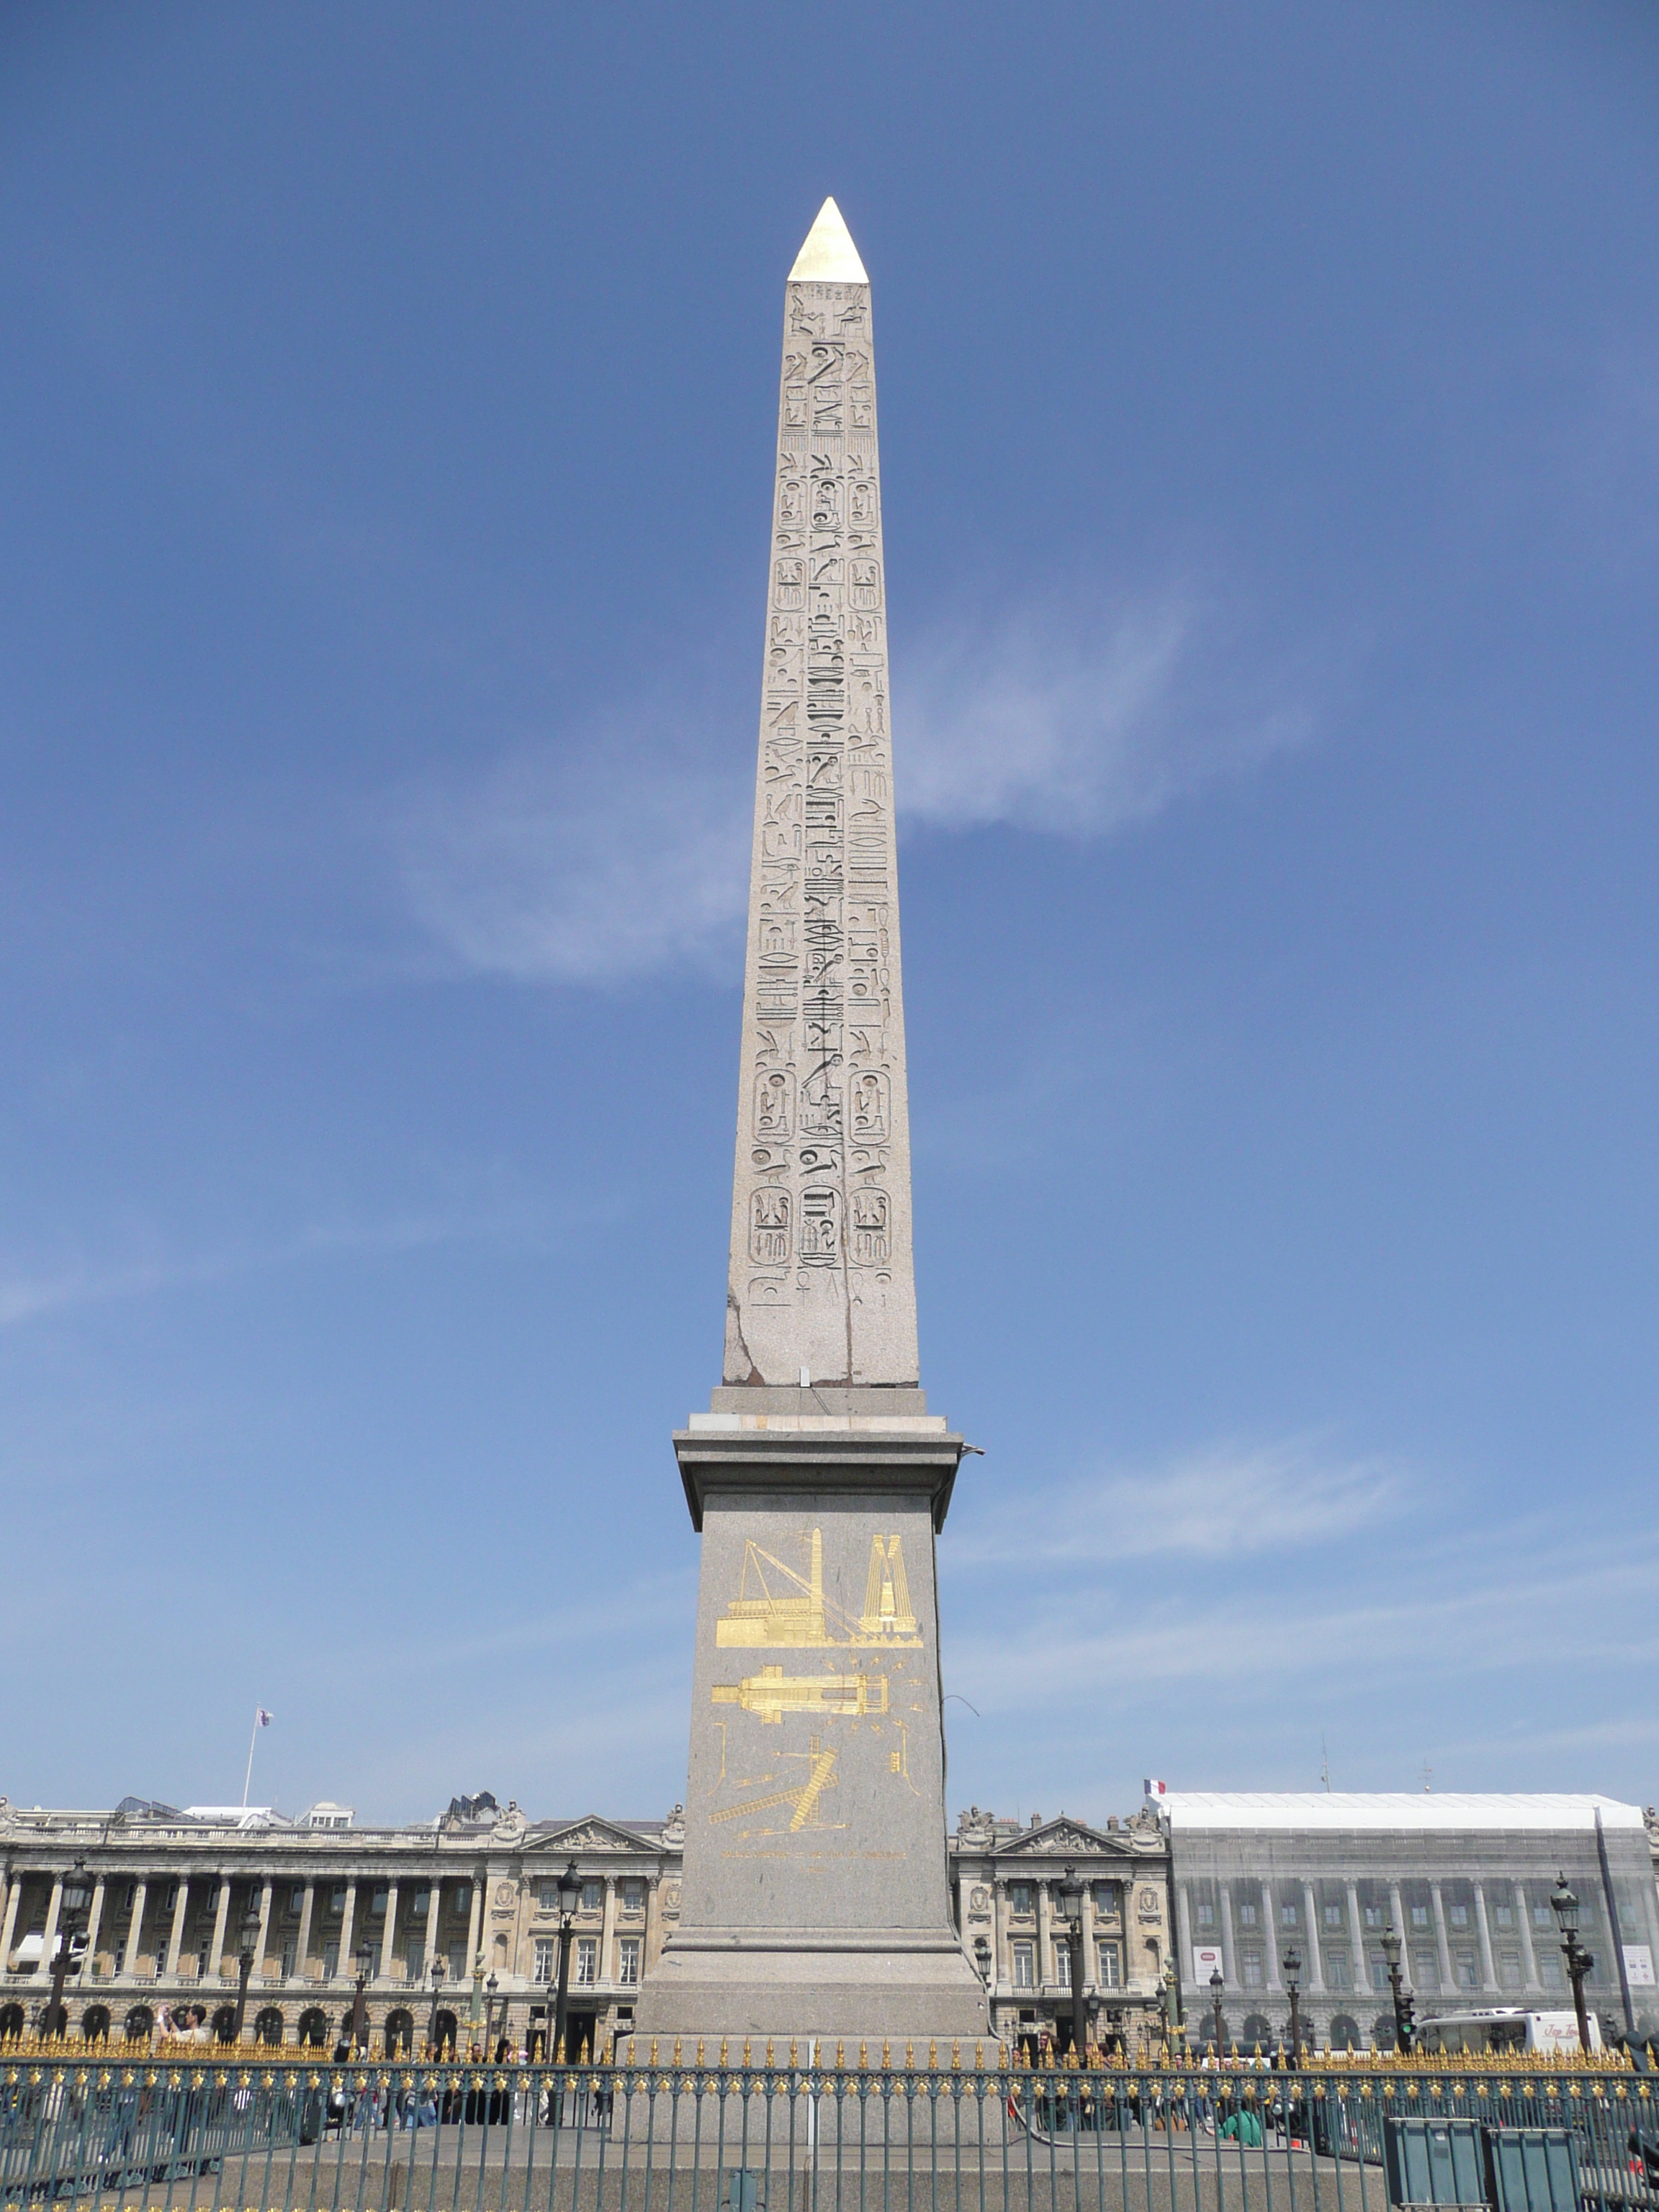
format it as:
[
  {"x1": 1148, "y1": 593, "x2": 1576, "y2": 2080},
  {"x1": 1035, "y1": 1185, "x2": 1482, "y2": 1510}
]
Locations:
[
  {"x1": 1055, "y1": 1946, "x2": 1071, "y2": 1989},
  {"x1": 1195, "y1": 1902, "x2": 1215, "y2": 1929},
  {"x1": 1539, "y1": 1953, "x2": 1563, "y2": 1989},
  {"x1": 1010, "y1": 1885, "x2": 1033, "y2": 1917},
  {"x1": 410, "y1": 1891, "x2": 429, "y2": 1917},
  {"x1": 1238, "y1": 1902, "x2": 1258, "y2": 1928},
  {"x1": 1498, "y1": 1951, "x2": 1521, "y2": 1988},
  {"x1": 1412, "y1": 1954, "x2": 1439, "y2": 1991},
  {"x1": 580, "y1": 1882, "x2": 602, "y2": 1915},
  {"x1": 1092, "y1": 1882, "x2": 1120, "y2": 1917},
  {"x1": 1449, "y1": 1905, "x2": 1469, "y2": 1930},
  {"x1": 288, "y1": 1888, "x2": 305, "y2": 1915},
  {"x1": 162, "y1": 1884, "x2": 179, "y2": 1912},
  {"x1": 1012, "y1": 1944, "x2": 1035, "y2": 1990},
  {"x1": 405, "y1": 1943, "x2": 424, "y2": 1982},
  {"x1": 1280, "y1": 1903, "x2": 1298, "y2": 1928},
  {"x1": 622, "y1": 1881, "x2": 645, "y2": 1913},
  {"x1": 323, "y1": 1943, "x2": 338, "y2": 1980},
  {"x1": 1410, "y1": 1906, "x2": 1429, "y2": 1930},
  {"x1": 1457, "y1": 1954, "x2": 1478, "y2": 1990},
  {"x1": 122, "y1": 1884, "x2": 138, "y2": 1912},
  {"x1": 371, "y1": 1890, "x2": 388, "y2": 1917},
  {"x1": 1327, "y1": 1952, "x2": 1350, "y2": 1990},
  {"x1": 1532, "y1": 1904, "x2": 1552, "y2": 1930},
  {"x1": 1494, "y1": 1905, "x2": 1514, "y2": 1930},
  {"x1": 1364, "y1": 1905, "x2": 1383, "y2": 1928},
  {"x1": 575, "y1": 1939, "x2": 598, "y2": 1987},
  {"x1": 1370, "y1": 1956, "x2": 1388, "y2": 1992},
  {"x1": 280, "y1": 1938, "x2": 297, "y2": 1977},
  {"x1": 619, "y1": 1939, "x2": 641, "y2": 1985},
  {"x1": 1097, "y1": 1943, "x2": 1120, "y2": 1988},
  {"x1": 329, "y1": 1888, "x2": 346, "y2": 1915},
  {"x1": 538, "y1": 1883, "x2": 561, "y2": 1910},
  {"x1": 534, "y1": 1941, "x2": 556, "y2": 1983},
  {"x1": 1323, "y1": 1905, "x2": 1342, "y2": 1928},
  {"x1": 1241, "y1": 1951, "x2": 1263, "y2": 1987}
]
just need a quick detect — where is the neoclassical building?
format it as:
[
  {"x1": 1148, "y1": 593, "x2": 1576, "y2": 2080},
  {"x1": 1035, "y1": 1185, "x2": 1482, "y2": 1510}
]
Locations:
[
  {"x1": 0, "y1": 1793, "x2": 1172, "y2": 2056},
  {"x1": 4, "y1": 1789, "x2": 1655, "y2": 2055}
]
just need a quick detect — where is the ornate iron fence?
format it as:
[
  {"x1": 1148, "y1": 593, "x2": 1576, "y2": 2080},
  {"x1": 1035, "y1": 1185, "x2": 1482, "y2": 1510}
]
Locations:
[{"x1": 1, "y1": 2058, "x2": 1655, "y2": 2212}]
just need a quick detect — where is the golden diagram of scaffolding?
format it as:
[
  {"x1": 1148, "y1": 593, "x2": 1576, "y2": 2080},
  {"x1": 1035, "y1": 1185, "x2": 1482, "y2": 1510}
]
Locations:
[
  {"x1": 715, "y1": 1529, "x2": 921, "y2": 1648},
  {"x1": 712, "y1": 1665, "x2": 889, "y2": 1724},
  {"x1": 708, "y1": 1737, "x2": 840, "y2": 1832}
]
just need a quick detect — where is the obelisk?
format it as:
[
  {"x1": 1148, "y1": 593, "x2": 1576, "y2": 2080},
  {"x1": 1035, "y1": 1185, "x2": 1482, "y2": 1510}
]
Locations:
[{"x1": 634, "y1": 200, "x2": 987, "y2": 2047}]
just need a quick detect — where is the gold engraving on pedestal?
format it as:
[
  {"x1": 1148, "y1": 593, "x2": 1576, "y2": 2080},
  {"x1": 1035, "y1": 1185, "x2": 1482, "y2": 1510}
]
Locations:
[
  {"x1": 712, "y1": 1665, "x2": 889, "y2": 1724},
  {"x1": 716, "y1": 1527, "x2": 922, "y2": 1647},
  {"x1": 709, "y1": 1737, "x2": 841, "y2": 1832}
]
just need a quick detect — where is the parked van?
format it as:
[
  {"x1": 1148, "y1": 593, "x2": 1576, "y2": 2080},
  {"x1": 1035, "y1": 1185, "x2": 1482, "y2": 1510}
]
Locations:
[{"x1": 1416, "y1": 2008, "x2": 1601, "y2": 2056}]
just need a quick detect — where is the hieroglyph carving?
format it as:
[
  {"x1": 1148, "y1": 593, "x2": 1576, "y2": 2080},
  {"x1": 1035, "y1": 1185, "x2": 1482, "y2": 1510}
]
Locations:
[{"x1": 724, "y1": 271, "x2": 918, "y2": 1386}]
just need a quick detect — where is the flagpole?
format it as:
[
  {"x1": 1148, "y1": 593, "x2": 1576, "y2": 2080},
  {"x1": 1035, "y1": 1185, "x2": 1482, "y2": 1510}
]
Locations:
[{"x1": 243, "y1": 1711, "x2": 260, "y2": 1808}]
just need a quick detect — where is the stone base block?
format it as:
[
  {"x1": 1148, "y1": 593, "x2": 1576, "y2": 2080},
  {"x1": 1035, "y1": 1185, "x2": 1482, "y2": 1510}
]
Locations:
[{"x1": 631, "y1": 1928, "x2": 990, "y2": 2051}]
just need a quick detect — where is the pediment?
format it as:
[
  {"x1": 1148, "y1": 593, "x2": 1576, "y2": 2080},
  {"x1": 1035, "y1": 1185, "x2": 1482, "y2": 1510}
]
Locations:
[
  {"x1": 996, "y1": 1818, "x2": 1131, "y2": 1858},
  {"x1": 536, "y1": 1815, "x2": 652, "y2": 1853}
]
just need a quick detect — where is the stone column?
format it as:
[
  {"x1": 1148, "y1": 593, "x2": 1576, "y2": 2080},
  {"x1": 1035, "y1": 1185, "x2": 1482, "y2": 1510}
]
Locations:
[
  {"x1": 337, "y1": 1880, "x2": 357, "y2": 1979},
  {"x1": 1218, "y1": 1884, "x2": 1236, "y2": 1987},
  {"x1": 126, "y1": 1879, "x2": 148, "y2": 1976},
  {"x1": 992, "y1": 1882, "x2": 1009, "y2": 1990},
  {"x1": 1082, "y1": 1885, "x2": 1098, "y2": 1992},
  {"x1": 1514, "y1": 1883, "x2": 1540, "y2": 1990},
  {"x1": 1345, "y1": 1881, "x2": 1367, "y2": 1994},
  {"x1": 644, "y1": 1874, "x2": 663, "y2": 1970},
  {"x1": 37, "y1": 1876, "x2": 63, "y2": 1984},
  {"x1": 1175, "y1": 1887, "x2": 1192, "y2": 1987},
  {"x1": 84, "y1": 1877, "x2": 107, "y2": 1979},
  {"x1": 464, "y1": 1876, "x2": 482, "y2": 1979},
  {"x1": 1264, "y1": 1889, "x2": 1282, "y2": 1992},
  {"x1": 295, "y1": 1881, "x2": 315, "y2": 1980},
  {"x1": 1429, "y1": 1881, "x2": 1455, "y2": 1993},
  {"x1": 1301, "y1": 1884, "x2": 1326, "y2": 1992},
  {"x1": 1473, "y1": 1881, "x2": 1498, "y2": 1991},
  {"x1": 600, "y1": 1876, "x2": 618, "y2": 1985},
  {"x1": 1036, "y1": 1881, "x2": 1053, "y2": 1992},
  {"x1": 0, "y1": 1874, "x2": 21, "y2": 1974},
  {"x1": 428, "y1": 1876, "x2": 449, "y2": 1982},
  {"x1": 210, "y1": 1877, "x2": 231, "y2": 1978},
  {"x1": 379, "y1": 1880, "x2": 400, "y2": 1979},
  {"x1": 1388, "y1": 1883, "x2": 1406, "y2": 1969},
  {"x1": 254, "y1": 1877, "x2": 274, "y2": 1982},
  {"x1": 163, "y1": 1877, "x2": 190, "y2": 1977}
]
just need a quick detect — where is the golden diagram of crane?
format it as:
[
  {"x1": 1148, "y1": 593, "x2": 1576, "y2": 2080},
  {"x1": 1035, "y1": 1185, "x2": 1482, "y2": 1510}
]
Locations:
[
  {"x1": 709, "y1": 1736, "x2": 840, "y2": 1833},
  {"x1": 715, "y1": 1528, "x2": 920, "y2": 1648}
]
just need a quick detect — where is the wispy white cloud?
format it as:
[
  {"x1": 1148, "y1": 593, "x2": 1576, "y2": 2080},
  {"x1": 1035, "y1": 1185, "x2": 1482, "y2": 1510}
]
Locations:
[
  {"x1": 395, "y1": 721, "x2": 752, "y2": 987},
  {"x1": 393, "y1": 577, "x2": 1320, "y2": 984},
  {"x1": 896, "y1": 585, "x2": 1315, "y2": 837},
  {"x1": 951, "y1": 1436, "x2": 1397, "y2": 1570}
]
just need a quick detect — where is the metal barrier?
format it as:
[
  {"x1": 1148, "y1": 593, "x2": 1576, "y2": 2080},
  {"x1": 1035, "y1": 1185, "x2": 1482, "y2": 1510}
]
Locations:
[{"x1": 1, "y1": 2058, "x2": 1655, "y2": 2212}]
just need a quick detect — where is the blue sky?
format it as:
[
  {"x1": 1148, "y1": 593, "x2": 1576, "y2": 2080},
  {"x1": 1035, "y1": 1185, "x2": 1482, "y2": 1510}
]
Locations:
[{"x1": 3, "y1": 0, "x2": 1658, "y2": 1827}]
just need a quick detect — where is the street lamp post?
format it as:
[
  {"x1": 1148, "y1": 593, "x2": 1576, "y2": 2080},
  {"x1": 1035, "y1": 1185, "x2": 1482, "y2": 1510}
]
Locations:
[
  {"x1": 426, "y1": 1956, "x2": 446, "y2": 2056},
  {"x1": 1550, "y1": 1874, "x2": 1594, "y2": 2054},
  {"x1": 552, "y1": 1861, "x2": 580, "y2": 2064},
  {"x1": 351, "y1": 1940, "x2": 374, "y2": 2053},
  {"x1": 1281, "y1": 1946, "x2": 1303, "y2": 2068},
  {"x1": 1209, "y1": 1967, "x2": 1225, "y2": 2058},
  {"x1": 1380, "y1": 1925, "x2": 1414, "y2": 2054},
  {"x1": 45, "y1": 1861, "x2": 91, "y2": 2041},
  {"x1": 1056, "y1": 1866, "x2": 1089, "y2": 2062},
  {"x1": 233, "y1": 1900, "x2": 262, "y2": 2044}
]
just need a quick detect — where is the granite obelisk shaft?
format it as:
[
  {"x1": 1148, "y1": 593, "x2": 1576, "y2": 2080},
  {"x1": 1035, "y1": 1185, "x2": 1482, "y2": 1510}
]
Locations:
[
  {"x1": 721, "y1": 198, "x2": 918, "y2": 1391},
  {"x1": 635, "y1": 203, "x2": 986, "y2": 2050}
]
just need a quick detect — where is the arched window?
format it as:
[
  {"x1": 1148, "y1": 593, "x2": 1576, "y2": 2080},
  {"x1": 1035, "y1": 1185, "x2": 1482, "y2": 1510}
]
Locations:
[
  {"x1": 0, "y1": 2002, "x2": 27, "y2": 2041},
  {"x1": 1372, "y1": 2015, "x2": 1399, "y2": 2051},
  {"x1": 1241, "y1": 2012, "x2": 1272, "y2": 2052},
  {"x1": 253, "y1": 2007, "x2": 285, "y2": 2047},
  {"x1": 81, "y1": 2005, "x2": 112, "y2": 2044},
  {"x1": 1329, "y1": 2014, "x2": 1360, "y2": 2051},
  {"x1": 433, "y1": 2008, "x2": 458, "y2": 2056},
  {"x1": 297, "y1": 2008, "x2": 329, "y2": 2048},
  {"x1": 123, "y1": 2005, "x2": 154, "y2": 2043},
  {"x1": 211, "y1": 2005, "x2": 239, "y2": 2044},
  {"x1": 385, "y1": 2008, "x2": 415, "y2": 2056}
]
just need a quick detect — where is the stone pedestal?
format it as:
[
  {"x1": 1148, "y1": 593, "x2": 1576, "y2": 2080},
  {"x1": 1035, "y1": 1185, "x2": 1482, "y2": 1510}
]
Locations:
[{"x1": 633, "y1": 1389, "x2": 989, "y2": 2048}]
